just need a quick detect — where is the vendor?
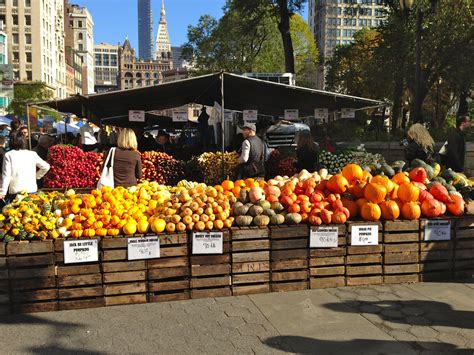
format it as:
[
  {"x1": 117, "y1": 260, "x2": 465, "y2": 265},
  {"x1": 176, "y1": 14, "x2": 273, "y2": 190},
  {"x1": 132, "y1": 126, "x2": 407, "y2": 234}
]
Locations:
[
  {"x1": 156, "y1": 131, "x2": 174, "y2": 155},
  {"x1": 237, "y1": 123, "x2": 265, "y2": 179},
  {"x1": 294, "y1": 130, "x2": 320, "y2": 172}
]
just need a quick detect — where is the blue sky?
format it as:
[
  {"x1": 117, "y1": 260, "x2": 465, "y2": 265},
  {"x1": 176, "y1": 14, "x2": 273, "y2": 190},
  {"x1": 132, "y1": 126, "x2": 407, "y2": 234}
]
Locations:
[{"x1": 73, "y1": 0, "x2": 308, "y2": 48}]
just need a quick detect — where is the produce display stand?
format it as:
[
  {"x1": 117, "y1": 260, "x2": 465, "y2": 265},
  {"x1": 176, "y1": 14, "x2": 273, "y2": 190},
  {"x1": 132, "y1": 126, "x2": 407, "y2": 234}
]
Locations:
[
  {"x1": 309, "y1": 225, "x2": 347, "y2": 289},
  {"x1": 453, "y1": 216, "x2": 474, "y2": 280},
  {"x1": 231, "y1": 227, "x2": 270, "y2": 296},
  {"x1": 0, "y1": 243, "x2": 9, "y2": 315},
  {"x1": 383, "y1": 220, "x2": 420, "y2": 284}
]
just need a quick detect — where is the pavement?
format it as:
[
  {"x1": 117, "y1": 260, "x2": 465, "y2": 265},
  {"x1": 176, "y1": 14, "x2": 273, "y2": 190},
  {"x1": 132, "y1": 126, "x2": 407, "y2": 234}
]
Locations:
[{"x1": 0, "y1": 282, "x2": 473, "y2": 354}]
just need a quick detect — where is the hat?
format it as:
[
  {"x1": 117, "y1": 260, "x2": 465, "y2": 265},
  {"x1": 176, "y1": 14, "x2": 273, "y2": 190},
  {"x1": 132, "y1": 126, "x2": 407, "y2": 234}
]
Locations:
[{"x1": 241, "y1": 123, "x2": 256, "y2": 132}]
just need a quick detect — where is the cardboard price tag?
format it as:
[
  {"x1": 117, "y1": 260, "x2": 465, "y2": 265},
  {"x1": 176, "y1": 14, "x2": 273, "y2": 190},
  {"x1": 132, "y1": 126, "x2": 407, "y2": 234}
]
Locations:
[
  {"x1": 192, "y1": 231, "x2": 223, "y2": 254},
  {"x1": 314, "y1": 108, "x2": 329, "y2": 119},
  {"x1": 243, "y1": 110, "x2": 258, "y2": 123},
  {"x1": 284, "y1": 109, "x2": 299, "y2": 120},
  {"x1": 127, "y1": 236, "x2": 160, "y2": 260},
  {"x1": 129, "y1": 110, "x2": 145, "y2": 122},
  {"x1": 64, "y1": 239, "x2": 99, "y2": 264},
  {"x1": 310, "y1": 226, "x2": 338, "y2": 248},
  {"x1": 351, "y1": 225, "x2": 378, "y2": 246},
  {"x1": 172, "y1": 111, "x2": 188, "y2": 122},
  {"x1": 424, "y1": 220, "x2": 451, "y2": 241}
]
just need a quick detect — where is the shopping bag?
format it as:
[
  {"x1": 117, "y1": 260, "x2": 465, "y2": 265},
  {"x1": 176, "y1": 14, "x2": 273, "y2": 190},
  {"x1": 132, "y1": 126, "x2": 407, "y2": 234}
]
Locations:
[{"x1": 97, "y1": 148, "x2": 115, "y2": 189}]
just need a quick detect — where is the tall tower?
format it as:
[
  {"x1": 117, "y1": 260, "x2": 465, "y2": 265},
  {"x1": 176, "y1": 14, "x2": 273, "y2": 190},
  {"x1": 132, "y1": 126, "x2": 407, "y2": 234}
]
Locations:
[
  {"x1": 137, "y1": 0, "x2": 154, "y2": 60},
  {"x1": 155, "y1": 0, "x2": 172, "y2": 63}
]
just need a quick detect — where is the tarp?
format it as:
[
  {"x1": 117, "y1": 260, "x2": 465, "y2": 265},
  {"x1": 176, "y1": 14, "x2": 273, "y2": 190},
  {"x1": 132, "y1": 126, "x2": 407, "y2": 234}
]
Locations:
[
  {"x1": 53, "y1": 121, "x2": 81, "y2": 136},
  {"x1": 43, "y1": 72, "x2": 384, "y2": 123},
  {"x1": 101, "y1": 113, "x2": 198, "y2": 129}
]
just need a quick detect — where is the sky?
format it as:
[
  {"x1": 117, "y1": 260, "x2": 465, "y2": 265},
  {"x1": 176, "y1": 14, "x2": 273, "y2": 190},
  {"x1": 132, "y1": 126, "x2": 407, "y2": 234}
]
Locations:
[{"x1": 73, "y1": 0, "x2": 308, "y2": 48}]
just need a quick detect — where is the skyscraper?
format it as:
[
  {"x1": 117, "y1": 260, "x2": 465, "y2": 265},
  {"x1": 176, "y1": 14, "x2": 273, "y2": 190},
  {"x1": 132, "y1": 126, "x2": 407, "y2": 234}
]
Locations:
[
  {"x1": 155, "y1": 0, "x2": 171, "y2": 62},
  {"x1": 138, "y1": 0, "x2": 154, "y2": 61}
]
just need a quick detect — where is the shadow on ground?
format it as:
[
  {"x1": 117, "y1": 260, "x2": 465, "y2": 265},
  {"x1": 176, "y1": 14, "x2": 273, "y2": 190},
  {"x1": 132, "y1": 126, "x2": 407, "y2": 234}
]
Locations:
[{"x1": 322, "y1": 300, "x2": 474, "y2": 330}]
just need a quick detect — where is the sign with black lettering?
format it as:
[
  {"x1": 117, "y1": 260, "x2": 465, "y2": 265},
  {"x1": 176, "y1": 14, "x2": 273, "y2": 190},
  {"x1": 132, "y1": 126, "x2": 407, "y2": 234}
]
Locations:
[
  {"x1": 192, "y1": 231, "x2": 223, "y2": 254},
  {"x1": 424, "y1": 220, "x2": 451, "y2": 241},
  {"x1": 129, "y1": 110, "x2": 145, "y2": 122},
  {"x1": 243, "y1": 110, "x2": 258, "y2": 123},
  {"x1": 310, "y1": 226, "x2": 338, "y2": 248},
  {"x1": 351, "y1": 225, "x2": 378, "y2": 246},
  {"x1": 127, "y1": 236, "x2": 160, "y2": 260},
  {"x1": 64, "y1": 239, "x2": 99, "y2": 264}
]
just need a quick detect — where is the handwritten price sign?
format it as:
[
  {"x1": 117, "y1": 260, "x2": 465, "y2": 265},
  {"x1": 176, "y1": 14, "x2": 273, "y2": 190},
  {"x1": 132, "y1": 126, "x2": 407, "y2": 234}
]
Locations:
[
  {"x1": 127, "y1": 236, "x2": 160, "y2": 260},
  {"x1": 192, "y1": 232, "x2": 223, "y2": 254},
  {"x1": 424, "y1": 220, "x2": 451, "y2": 241},
  {"x1": 351, "y1": 225, "x2": 379, "y2": 246},
  {"x1": 310, "y1": 227, "x2": 338, "y2": 248},
  {"x1": 64, "y1": 239, "x2": 99, "y2": 264}
]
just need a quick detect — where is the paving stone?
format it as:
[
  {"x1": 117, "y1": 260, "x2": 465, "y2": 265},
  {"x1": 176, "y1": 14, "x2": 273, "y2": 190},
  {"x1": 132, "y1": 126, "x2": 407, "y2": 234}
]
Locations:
[
  {"x1": 355, "y1": 295, "x2": 380, "y2": 302},
  {"x1": 388, "y1": 329, "x2": 418, "y2": 341},
  {"x1": 225, "y1": 307, "x2": 252, "y2": 318},
  {"x1": 219, "y1": 316, "x2": 246, "y2": 329},
  {"x1": 416, "y1": 340, "x2": 460, "y2": 352},
  {"x1": 382, "y1": 320, "x2": 412, "y2": 331},
  {"x1": 237, "y1": 323, "x2": 267, "y2": 337},
  {"x1": 360, "y1": 304, "x2": 383, "y2": 314},
  {"x1": 381, "y1": 309, "x2": 404, "y2": 318},
  {"x1": 402, "y1": 307, "x2": 425, "y2": 316},
  {"x1": 361, "y1": 312, "x2": 383, "y2": 326},
  {"x1": 436, "y1": 332, "x2": 468, "y2": 347},
  {"x1": 409, "y1": 326, "x2": 439, "y2": 340},
  {"x1": 231, "y1": 335, "x2": 264, "y2": 350},
  {"x1": 406, "y1": 316, "x2": 431, "y2": 326},
  {"x1": 356, "y1": 287, "x2": 380, "y2": 296}
]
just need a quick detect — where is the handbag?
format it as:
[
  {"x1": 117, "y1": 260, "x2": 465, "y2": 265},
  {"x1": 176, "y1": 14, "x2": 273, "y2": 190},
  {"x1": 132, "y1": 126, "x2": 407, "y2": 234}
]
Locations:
[{"x1": 97, "y1": 148, "x2": 116, "y2": 189}]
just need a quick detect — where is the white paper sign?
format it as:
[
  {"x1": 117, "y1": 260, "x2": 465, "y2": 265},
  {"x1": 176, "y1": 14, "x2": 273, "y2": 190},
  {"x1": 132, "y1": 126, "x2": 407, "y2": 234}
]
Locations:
[
  {"x1": 127, "y1": 236, "x2": 160, "y2": 260},
  {"x1": 351, "y1": 225, "x2": 379, "y2": 245},
  {"x1": 243, "y1": 110, "x2": 258, "y2": 123},
  {"x1": 341, "y1": 108, "x2": 355, "y2": 118},
  {"x1": 129, "y1": 110, "x2": 145, "y2": 122},
  {"x1": 314, "y1": 108, "x2": 329, "y2": 119},
  {"x1": 424, "y1": 220, "x2": 451, "y2": 241},
  {"x1": 192, "y1": 231, "x2": 223, "y2": 254},
  {"x1": 172, "y1": 110, "x2": 188, "y2": 122},
  {"x1": 224, "y1": 110, "x2": 233, "y2": 122},
  {"x1": 284, "y1": 109, "x2": 299, "y2": 120},
  {"x1": 64, "y1": 239, "x2": 99, "y2": 264},
  {"x1": 310, "y1": 226, "x2": 339, "y2": 248}
]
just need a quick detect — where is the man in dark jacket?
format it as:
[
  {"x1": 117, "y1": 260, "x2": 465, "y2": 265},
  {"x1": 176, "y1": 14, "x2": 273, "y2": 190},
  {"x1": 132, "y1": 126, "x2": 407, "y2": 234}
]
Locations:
[
  {"x1": 445, "y1": 115, "x2": 471, "y2": 172},
  {"x1": 237, "y1": 123, "x2": 265, "y2": 178}
]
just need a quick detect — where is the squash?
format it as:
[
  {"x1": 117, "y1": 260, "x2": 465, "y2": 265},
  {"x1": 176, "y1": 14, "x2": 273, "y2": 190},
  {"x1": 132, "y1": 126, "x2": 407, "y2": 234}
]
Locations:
[
  {"x1": 320, "y1": 209, "x2": 332, "y2": 224},
  {"x1": 236, "y1": 215, "x2": 253, "y2": 226},
  {"x1": 419, "y1": 190, "x2": 434, "y2": 203},
  {"x1": 398, "y1": 183, "x2": 420, "y2": 203},
  {"x1": 239, "y1": 189, "x2": 250, "y2": 203},
  {"x1": 380, "y1": 200, "x2": 400, "y2": 220},
  {"x1": 360, "y1": 202, "x2": 381, "y2": 221},
  {"x1": 341, "y1": 198, "x2": 358, "y2": 218},
  {"x1": 319, "y1": 168, "x2": 328, "y2": 180},
  {"x1": 392, "y1": 172, "x2": 410, "y2": 185},
  {"x1": 83, "y1": 228, "x2": 96, "y2": 238},
  {"x1": 233, "y1": 204, "x2": 250, "y2": 216},
  {"x1": 263, "y1": 208, "x2": 276, "y2": 217},
  {"x1": 332, "y1": 211, "x2": 347, "y2": 224},
  {"x1": 264, "y1": 185, "x2": 281, "y2": 198},
  {"x1": 249, "y1": 205, "x2": 264, "y2": 217},
  {"x1": 327, "y1": 174, "x2": 350, "y2": 194},
  {"x1": 356, "y1": 198, "x2": 369, "y2": 210},
  {"x1": 342, "y1": 164, "x2": 363, "y2": 183},
  {"x1": 257, "y1": 200, "x2": 271, "y2": 210},
  {"x1": 285, "y1": 213, "x2": 302, "y2": 225},
  {"x1": 249, "y1": 186, "x2": 265, "y2": 203},
  {"x1": 270, "y1": 202, "x2": 285, "y2": 213},
  {"x1": 421, "y1": 199, "x2": 442, "y2": 218},
  {"x1": 381, "y1": 163, "x2": 395, "y2": 178},
  {"x1": 253, "y1": 215, "x2": 270, "y2": 227},
  {"x1": 137, "y1": 220, "x2": 150, "y2": 234},
  {"x1": 221, "y1": 180, "x2": 234, "y2": 191},
  {"x1": 349, "y1": 180, "x2": 367, "y2": 199},
  {"x1": 409, "y1": 167, "x2": 427, "y2": 183},
  {"x1": 308, "y1": 215, "x2": 322, "y2": 226},
  {"x1": 371, "y1": 175, "x2": 392, "y2": 192},
  {"x1": 447, "y1": 194, "x2": 465, "y2": 216},
  {"x1": 270, "y1": 214, "x2": 285, "y2": 225},
  {"x1": 364, "y1": 183, "x2": 387, "y2": 204},
  {"x1": 429, "y1": 183, "x2": 452, "y2": 204},
  {"x1": 401, "y1": 202, "x2": 421, "y2": 220}
]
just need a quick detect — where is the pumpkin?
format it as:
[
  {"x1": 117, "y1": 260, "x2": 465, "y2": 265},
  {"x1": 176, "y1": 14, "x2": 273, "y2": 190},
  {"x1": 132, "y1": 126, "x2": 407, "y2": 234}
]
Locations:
[
  {"x1": 70, "y1": 230, "x2": 83, "y2": 238},
  {"x1": 421, "y1": 199, "x2": 442, "y2": 218},
  {"x1": 342, "y1": 164, "x2": 363, "y2": 183},
  {"x1": 233, "y1": 204, "x2": 250, "y2": 216},
  {"x1": 288, "y1": 203, "x2": 301, "y2": 213},
  {"x1": 320, "y1": 209, "x2": 332, "y2": 224},
  {"x1": 392, "y1": 172, "x2": 410, "y2": 185},
  {"x1": 308, "y1": 215, "x2": 322, "y2": 226},
  {"x1": 447, "y1": 194, "x2": 465, "y2": 216},
  {"x1": 398, "y1": 183, "x2": 420, "y2": 203},
  {"x1": 236, "y1": 215, "x2": 253, "y2": 226},
  {"x1": 257, "y1": 200, "x2": 271, "y2": 210},
  {"x1": 270, "y1": 202, "x2": 285, "y2": 213},
  {"x1": 253, "y1": 215, "x2": 270, "y2": 226},
  {"x1": 221, "y1": 180, "x2": 234, "y2": 191},
  {"x1": 380, "y1": 200, "x2": 400, "y2": 220},
  {"x1": 401, "y1": 202, "x2": 421, "y2": 220},
  {"x1": 176, "y1": 222, "x2": 186, "y2": 232},
  {"x1": 263, "y1": 209, "x2": 276, "y2": 217},
  {"x1": 249, "y1": 205, "x2": 264, "y2": 216},
  {"x1": 356, "y1": 198, "x2": 369, "y2": 210},
  {"x1": 165, "y1": 222, "x2": 176, "y2": 233},
  {"x1": 151, "y1": 218, "x2": 166, "y2": 233},
  {"x1": 95, "y1": 228, "x2": 108, "y2": 237},
  {"x1": 349, "y1": 180, "x2": 367, "y2": 199},
  {"x1": 83, "y1": 228, "x2": 96, "y2": 238},
  {"x1": 364, "y1": 183, "x2": 387, "y2": 204},
  {"x1": 270, "y1": 214, "x2": 285, "y2": 225},
  {"x1": 107, "y1": 228, "x2": 120, "y2": 236},
  {"x1": 137, "y1": 220, "x2": 149, "y2": 234},
  {"x1": 360, "y1": 202, "x2": 381, "y2": 221},
  {"x1": 265, "y1": 185, "x2": 281, "y2": 198},
  {"x1": 332, "y1": 211, "x2": 347, "y2": 224},
  {"x1": 214, "y1": 219, "x2": 224, "y2": 230},
  {"x1": 429, "y1": 183, "x2": 452, "y2": 204},
  {"x1": 123, "y1": 221, "x2": 137, "y2": 235},
  {"x1": 419, "y1": 190, "x2": 434, "y2": 203},
  {"x1": 409, "y1": 167, "x2": 427, "y2": 183},
  {"x1": 249, "y1": 186, "x2": 264, "y2": 203},
  {"x1": 361, "y1": 170, "x2": 373, "y2": 182},
  {"x1": 327, "y1": 174, "x2": 350, "y2": 194},
  {"x1": 285, "y1": 213, "x2": 302, "y2": 225},
  {"x1": 412, "y1": 181, "x2": 427, "y2": 191},
  {"x1": 371, "y1": 175, "x2": 394, "y2": 192}
]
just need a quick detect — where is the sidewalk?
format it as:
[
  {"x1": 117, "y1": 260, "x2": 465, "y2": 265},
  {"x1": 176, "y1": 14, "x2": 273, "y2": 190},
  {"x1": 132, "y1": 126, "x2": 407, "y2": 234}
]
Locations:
[{"x1": 1, "y1": 282, "x2": 473, "y2": 354}]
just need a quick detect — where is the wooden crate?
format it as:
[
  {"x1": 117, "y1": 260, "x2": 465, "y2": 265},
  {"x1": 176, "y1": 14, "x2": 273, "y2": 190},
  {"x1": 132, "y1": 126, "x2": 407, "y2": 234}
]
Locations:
[
  {"x1": 270, "y1": 225, "x2": 309, "y2": 292},
  {"x1": 309, "y1": 225, "x2": 347, "y2": 289},
  {"x1": 346, "y1": 222, "x2": 383, "y2": 286},
  {"x1": 190, "y1": 230, "x2": 231, "y2": 299},
  {"x1": 7, "y1": 241, "x2": 57, "y2": 313},
  {"x1": 420, "y1": 218, "x2": 454, "y2": 281},
  {"x1": 383, "y1": 220, "x2": 420, "y2": 284},
  {"x1": 55, "y1": 238, "x2": 104, "y2": 310},
  {"x1": 453, "y1": 216, "x2": 474, "y2": 280},
  {"x1": 0, "y1": 243, "x2": 10, "y2": 315},
  {"x1": 231, "y1": 227, "x2": 270, "y2": 296},
  {"x1": 147, "y1": 233, "x2": 190, "y2": 302},
  {"x1": 101, "y1": 237, "x2": 147, "y2": 306}
]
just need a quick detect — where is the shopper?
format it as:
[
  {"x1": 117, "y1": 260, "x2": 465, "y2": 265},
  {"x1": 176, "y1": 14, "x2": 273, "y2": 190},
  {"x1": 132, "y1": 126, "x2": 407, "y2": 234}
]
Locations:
[
  {"x1": 443, "y1": 115, "x2": 471, "y2": 172},
  {"x1": 294, "y1": 130, "x2": 320, "y2": 172},
  {"x1": 404, "y1": 123, "x2": 437, "y2": 164},
  {"x1": 105, "y1": 128, "x2": 142, "y2": 188},
  {"x1": 0, "y1": 136, "x2": 6, "y2": 170},
  {"x1": 0, "y1": 131, "x2": 50, "y2": 201},
  {"x1": 237, "y1": 123, "x2": 265, "y2": 179},
  {"x1": 33, "y1": 135, "x2": 55, "y2": 161},
  {"x1": 197, "y1": 106, "x2": 210, "y2": 150},
  {"x1": 323, "y1": 134, "x2": 336, "y2": 153},
  {"x1": 156, "y1": 132, "x2": 174, "y2": 155},
  {"x1": 79, "y1": 120, "x2": 98, "y2": 152}
]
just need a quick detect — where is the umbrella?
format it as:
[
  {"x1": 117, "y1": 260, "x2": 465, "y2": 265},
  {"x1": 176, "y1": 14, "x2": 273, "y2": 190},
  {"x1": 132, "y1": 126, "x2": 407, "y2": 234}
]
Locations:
[
  {"x1": 53, "y1": 121, "x2": 80, "y2": 136},
  {"x1": 0, "y1": 116, "x2": 12, "y2": 126}
]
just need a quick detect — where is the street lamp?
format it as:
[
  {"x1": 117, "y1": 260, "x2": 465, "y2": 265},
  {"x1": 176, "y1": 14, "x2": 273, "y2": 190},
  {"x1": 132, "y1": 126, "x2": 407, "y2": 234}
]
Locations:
[{"x1": 399, "y1": 0, "x2": 423, "y2": 123}]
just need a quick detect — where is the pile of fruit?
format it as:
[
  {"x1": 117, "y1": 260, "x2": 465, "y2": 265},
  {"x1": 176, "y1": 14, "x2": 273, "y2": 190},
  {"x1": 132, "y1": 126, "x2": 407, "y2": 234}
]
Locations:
[
  {"x1": 140, "y1": 151, "x2": 185, "y2": 185},
  {"x1": 44, "y1": 145, "x2": 103, "y2": 188},
  {"x1": 196, "y1": 151, "x2": 240, "y2": 186},
  {"x1": 319, "y1": 150, "x2": 385, "y2": 175}
]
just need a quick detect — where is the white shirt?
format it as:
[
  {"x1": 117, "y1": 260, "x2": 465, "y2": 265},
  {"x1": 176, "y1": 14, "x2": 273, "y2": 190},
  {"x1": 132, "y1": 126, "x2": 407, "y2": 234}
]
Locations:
[
  {"x1": 238, "y1": 140, "x2": 251, "y2": 164},
  {"x1": 0, "y1": 150, "x2": 50, "y2": 195},
  {"x1": 80, "y1": 123, "x2": 97, "y2": 145}
]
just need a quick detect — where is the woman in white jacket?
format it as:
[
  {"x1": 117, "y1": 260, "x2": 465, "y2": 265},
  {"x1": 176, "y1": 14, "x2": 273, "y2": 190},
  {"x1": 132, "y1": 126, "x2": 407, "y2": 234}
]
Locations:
[{"x1": 0, "y1": 131, "x2": 50, "y2": 200}]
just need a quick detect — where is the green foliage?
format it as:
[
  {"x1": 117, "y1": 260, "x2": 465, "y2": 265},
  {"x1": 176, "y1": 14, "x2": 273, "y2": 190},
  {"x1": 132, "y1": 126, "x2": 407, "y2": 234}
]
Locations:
[{"x1": 8, "y1": 82, "x2": 54, "y2": 117}]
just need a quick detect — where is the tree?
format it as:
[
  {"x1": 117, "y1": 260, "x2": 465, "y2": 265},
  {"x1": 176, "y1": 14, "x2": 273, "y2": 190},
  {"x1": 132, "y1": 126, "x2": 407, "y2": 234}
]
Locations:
[{"x1": 8, "y1": 82, "x2": 54, "y2": 118}]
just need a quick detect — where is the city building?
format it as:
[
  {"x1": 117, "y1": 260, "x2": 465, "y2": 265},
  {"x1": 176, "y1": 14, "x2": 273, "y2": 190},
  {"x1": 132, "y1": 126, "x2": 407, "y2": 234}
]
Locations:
[
  {"x1": 0, "y1": 0, "x2": 67, "y2": 98},
  {"x1": 65, "y1": 3, "x2": 94, "y2": 94},
  {"x1": 0, "y1": 20, "x2": 13, "y2": 113},
  {"x1": 94, "y1": 42, "x2": 118, "y2": 92},
  {"x1": 171, "y1": 46, "x2": 193, "y2": 69},
  {"x1": 308, "y1": 0, "x2": 387, "y2": 89},
  {"x1": 155, "y1": 0, "x2": 171, "y2": 64},
  {"x1": 137, "y1": 0, "x2": 153, "y2": 60},
  {"x1": 65, "y1": 46, "x2": 82, "y2": 96}
]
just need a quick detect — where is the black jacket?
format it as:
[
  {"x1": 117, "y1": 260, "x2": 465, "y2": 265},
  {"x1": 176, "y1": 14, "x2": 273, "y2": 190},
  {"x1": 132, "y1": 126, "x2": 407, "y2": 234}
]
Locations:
[
  {"x1": 445, "y1": 129, "x2": 466, "y2": 172},
  {"x1": 404, "y1": 140, "x2": 437, "y2": 165},
  {"x1": 295, "y1": 143, "x2": 320, "y2": 171}
]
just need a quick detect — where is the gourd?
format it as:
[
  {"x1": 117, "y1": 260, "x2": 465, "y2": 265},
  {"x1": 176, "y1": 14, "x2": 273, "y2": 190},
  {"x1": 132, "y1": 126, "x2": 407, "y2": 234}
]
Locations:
[
  {"x1": 401, "y1": 202, "x2": 421, "y2": 220},
  {"x1": 263, "y1": 209, "x2": 276, "y2": 217},
  {"x1": 341, "y1": 198, "x2": 358, "y2": 218},
  {"x1": 342, "y1": 164, "x2": 363, "y2": 183},
  {"x1": 270, "y1": 202, "x2": 284, "y2": 213},
  {"x1": 429, "y1": 183, "x2": 452, "y2": 204},
  {"x1": 398, "y1": 183, "x2": 420, "y2": 203},
  {"x1": 327, "y1": 174, "x2": 350, "y2": 194},
  {"x1": 380, "y1": 200, "x2": 400, "y2": 220},
  {"x1": 421, "y1": 199, "x2": 442, "y2": 218},
  {"x1": 285, "y1": 213, "x2": 302, "y2": 225},
  {"x1": 257, "y1": 200, "x2": 271, "y2": 210},
  {"x1": 249, "y1": 205, "x2": 264, "y2": 217},
  {"x1": 332, "y1": 211, "x2": 347, "y2": 224},
  {"x1": 360, "y1": 202, "x2": 381, "y2": 221},
  {"x1": 249, "y1": 186, "x2": 264, "y2": 203},
  {"x1": 447, "y1": 195, "x2": 465, "y2": 216},
  {"x1": 270, "y1": 214, "x2": 285, "y2": 225},
  {"x1": 236, "y1": 215, "x2": 253, "y2": 226},
  {"x1": 233, "y1": 204, "x2": 250, "y2": 216},
  {"x1": 392, "y1": 172, "x2": 410, "y2": 185},
  {"x1": 409, "y1": 167, "x2": 428, "y2": 183},
  {"x1": 364, "y1": 183, "x2": 387, "y2": 204},
  {"x1": 253, "y1": 215, "x2": 270, "y2": 227}
]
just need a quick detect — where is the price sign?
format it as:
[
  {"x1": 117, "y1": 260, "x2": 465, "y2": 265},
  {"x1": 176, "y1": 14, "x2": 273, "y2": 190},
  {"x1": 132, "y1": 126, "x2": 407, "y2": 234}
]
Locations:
[
  {"x1": 129, "y1": 110, "x2": 145, "y2": 122},
  {"x1": 424, "y1": 220, "x2": 451, "y2": 241},
  {"x1": 341, "y1": 108, "x2": 355, "y2": 119},
  {"x1": 172, "y1": 110, "x2": 188, "y2": 122},
  {"x1": 243, "y1": 110, "x2": 258, "y2": 123},
  {"x1": 64, "y1": 239, "x2": 99, "y2": 264},
  {"x1": 127, "y1": 236, "x2": 160, "y2": 260},
  {"x1": 284, "y1": 109, "x2": 299, "y2": 120},
  {"x1": 351, "y1": 225, "x2": 378, "y2": 246},
  {"x1": 192, "y1": 231, "x2": 223, "y2": 254},
  {"x1": 314, "y1": 108, "x2": 329, "y2": 119},
  {"x1": 224, "y1": 110, "x2": 234, "y2": 122},
  {"x1": 310, "y1": 226, "x2": 338, "y2": 248}
]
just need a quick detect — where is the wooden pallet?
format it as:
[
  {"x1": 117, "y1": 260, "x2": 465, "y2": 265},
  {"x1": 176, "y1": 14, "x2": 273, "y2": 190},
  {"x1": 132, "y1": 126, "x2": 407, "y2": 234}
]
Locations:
[
  {"x1": 190, "y1": 230, "x2": 231, "y2": 298},
  {"x1": 383, "y1": 220, "x2": 420, "y2": 284},
  {"x1": 453, "y1": 216, "x2": 474, "y2": 280},
  {"x1": 419, "y1": 218, "x2": 454, "y2": 281},
  {"x1": 55, "y1": 238, "x2": 104, "y2": 310},
  {"x1": 346, "y1": 222, "x2": 383, "y2": 286},
  {"x1": 270, "y1": 225, "x2": 309, "y2": 292},
  {"x1": 147, "y1": 233, "x2": 190, "y2": 302},
  {"x1": 231, "y1": 227, "x2": 270, "y2": 296},
  {"x1": 7, "y1": 241, "x2": 58, "y2": 313},
  {"x1": 309, "y1": 225, "x2": 347, "y2": 289},
  {"x1": 101, "y1": 237, "x2": 147, "y2": 306},
  {"x1": 0, "y1": 243, "x2": 10, "y2": 315}
]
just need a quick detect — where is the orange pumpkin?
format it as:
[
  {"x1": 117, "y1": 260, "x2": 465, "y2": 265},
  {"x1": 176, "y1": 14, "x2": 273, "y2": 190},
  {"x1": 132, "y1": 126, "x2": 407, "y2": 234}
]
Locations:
[
  {"x1": 398, "y1": 183, "x2": 420, "y2": 203},
  {"x1": 327, "y1": 174, "x2": 350, "y2": 194},
  {"x1": 421, "y1": 199, "x2": 442, "y2": 218},
  {"x1": 349, "y1": 180, "x2": 367, "y2": 199},
  {"x1": 356, "y1": 197, "x2": 369, "y2": 210},
  {"x1": 361, "y1": 170, "x2": 373, "y2": 182},
  {"x1": 342, "y1": 164, "x2": 363, "y2": 183},
  {"x1": 447, "y1": 194, "x2": 465, "y2": 216},
  {"x1": 392, "y1": 172, "x2": 410, "y2": 185},
  {"x1": 401, "y1": 202, "x2": 421, "y2": 220},
  {"x1": 371, "y1": 175, "x2": 393, "y2": 192},
  {"x1": 221, "y1": 180, "x2": 234, "y2": 191},
  {"x1": 360, "y1": 202, "x2": 382, "y2": 221},
  {"x1": 364, "y1": 183, "x2": 387, "y2": 204},
  {"x1": 380, "y1": 200, "x2": 400, "y2": 220},
  {"x1": 341, "y1": 198, "x2": 358, "y2": 218},
  {"x1": 332, "y1": 211, "x2": 347, "y2": 224}
]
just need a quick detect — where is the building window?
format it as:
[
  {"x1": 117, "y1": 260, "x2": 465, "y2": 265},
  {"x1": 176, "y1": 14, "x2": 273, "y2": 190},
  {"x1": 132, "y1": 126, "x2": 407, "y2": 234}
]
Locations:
[
  {"x1": 78, "y1": 43, "x2": 83, "y2": 51},
  {"x1": 12, "y1": 33, "x2": 19, "y2": 44},
  {"x1": 0, "y1": 0, "x2": 5, "y2": 5},
  {"x1": 146, "y1": 79, "x2": 150, "y2": 86},
  {"x1": 78, "y1": 33, "x2": 83, "y2": 40},
  {"x1": 12, "y1": 0, "x2": 18, "y2": 6},
  {"x1": 13, "y1": 51, "x2": 19, "y2": 62},
  {"x1": 25, "y1": 15, "x2": 31, "y2": 26},
  {"x1": 26, "y1": 52, "x2": 32, "y2": 62},
  {"x1": 25, "y1": 33, "x2": 31, "y2": 44},
  {"x1": 25, "y1": 0, "x2": 31, "y2": 7},
  {"x1": 95, "y1": 54, "x2": 101, "y2": 66},
  {"x1": 12, "y1": 15, "x2": 18, "y2": 26},
  {"x1": 103, "y1": 55, "x2": 109, "y2": 66},
  {"x1": 78, "y1": 20, "x2": 83, "y2": 28},
  {"x1": 111, "y1": 54, "x2": 117, "y2": 66},
  {"x1": 26, "y1": 70, "x2": 32, "y2": 81}
]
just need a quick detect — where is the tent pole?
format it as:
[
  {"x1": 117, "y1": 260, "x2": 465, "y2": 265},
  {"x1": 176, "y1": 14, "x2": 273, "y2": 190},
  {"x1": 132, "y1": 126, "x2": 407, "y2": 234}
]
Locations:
[
  {"x1": 220, "y1": 72, "x2": 225, "y2": 179},
  {"x1": 26, "y1": 103, "x2": 32, "y2": 149}
]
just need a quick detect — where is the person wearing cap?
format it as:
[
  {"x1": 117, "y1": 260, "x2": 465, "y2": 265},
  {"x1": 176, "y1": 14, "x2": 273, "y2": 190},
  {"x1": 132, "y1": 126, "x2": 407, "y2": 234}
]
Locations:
[{"x1": 237, "y1": 123, "x2": 265, "y2": 179}]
